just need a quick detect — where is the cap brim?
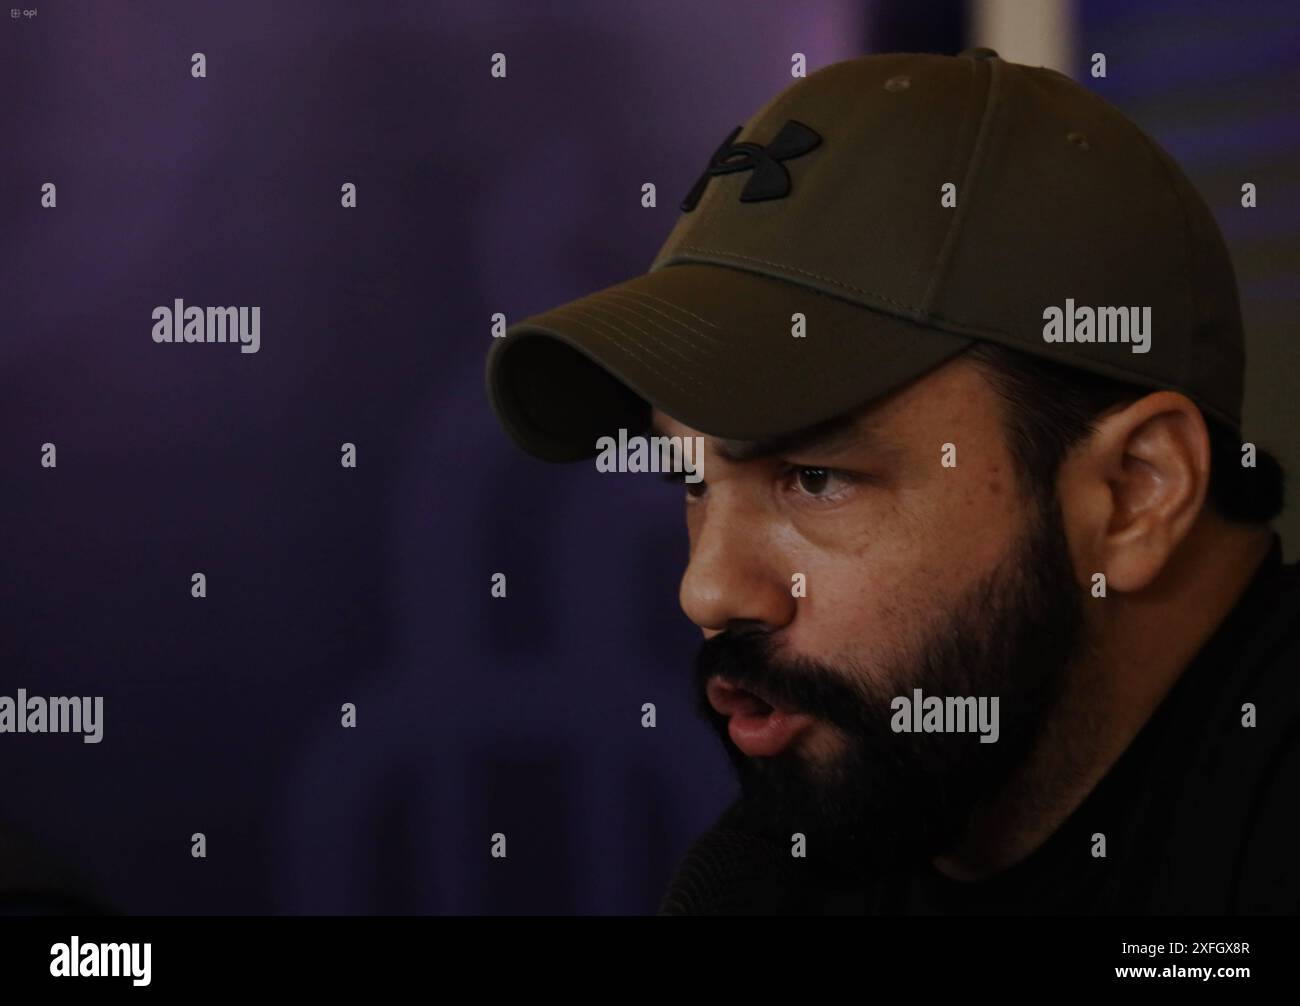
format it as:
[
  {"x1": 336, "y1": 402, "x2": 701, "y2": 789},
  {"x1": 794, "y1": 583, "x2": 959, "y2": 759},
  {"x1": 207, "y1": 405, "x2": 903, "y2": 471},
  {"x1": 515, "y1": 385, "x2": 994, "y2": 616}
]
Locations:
[{"x1": 486, "y1": 262, "x2": 975, "y2": 462}]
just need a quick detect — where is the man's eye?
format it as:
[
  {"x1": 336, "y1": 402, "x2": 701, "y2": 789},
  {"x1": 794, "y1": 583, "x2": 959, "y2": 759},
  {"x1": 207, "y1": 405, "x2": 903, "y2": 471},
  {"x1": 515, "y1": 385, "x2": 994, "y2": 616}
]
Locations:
[
  {"x1": 796, "y1": 467, "x2": 831, "y2": 495},
  {"x1": 785, "y1": 465, "x2": 854, "y2": 500},
  {"x1": 661, "y1": 470, "x2": 706, "y2": 498}
]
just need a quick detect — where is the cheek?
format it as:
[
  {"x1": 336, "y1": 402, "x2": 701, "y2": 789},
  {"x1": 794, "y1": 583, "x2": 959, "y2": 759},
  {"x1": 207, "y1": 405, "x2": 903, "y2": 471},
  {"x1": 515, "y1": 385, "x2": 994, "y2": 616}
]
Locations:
[{"x1": 786, "y1": 466, "x2": 1021, "y2": 659}]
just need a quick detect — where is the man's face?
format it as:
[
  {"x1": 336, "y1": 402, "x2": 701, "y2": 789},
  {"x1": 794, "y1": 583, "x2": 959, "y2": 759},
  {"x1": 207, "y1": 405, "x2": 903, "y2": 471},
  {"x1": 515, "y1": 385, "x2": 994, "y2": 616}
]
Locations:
[{"x1": 653, "y1": 355, "x2": 1087, "y2": 879}]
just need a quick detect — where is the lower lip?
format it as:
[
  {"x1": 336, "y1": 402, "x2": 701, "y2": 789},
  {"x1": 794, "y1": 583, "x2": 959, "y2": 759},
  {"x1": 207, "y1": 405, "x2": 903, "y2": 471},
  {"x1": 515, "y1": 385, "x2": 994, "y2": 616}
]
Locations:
[{"x1": 727, "y1": 706, "x2": 817, "y2": 758}]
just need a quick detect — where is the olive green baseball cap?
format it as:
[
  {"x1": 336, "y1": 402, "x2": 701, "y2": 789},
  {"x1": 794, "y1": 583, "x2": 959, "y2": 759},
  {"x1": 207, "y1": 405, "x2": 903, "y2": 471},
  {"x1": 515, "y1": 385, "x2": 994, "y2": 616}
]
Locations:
[{"x1": 486, "y1": 48, "x2": 1244, "y2": 462}]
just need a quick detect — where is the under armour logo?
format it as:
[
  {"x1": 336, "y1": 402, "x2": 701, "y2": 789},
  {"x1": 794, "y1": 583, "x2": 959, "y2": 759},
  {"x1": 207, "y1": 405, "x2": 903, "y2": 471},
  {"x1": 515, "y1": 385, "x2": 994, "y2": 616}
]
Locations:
[{"x1": 680, "y1": 119, "x2": 822, "y2": 212}]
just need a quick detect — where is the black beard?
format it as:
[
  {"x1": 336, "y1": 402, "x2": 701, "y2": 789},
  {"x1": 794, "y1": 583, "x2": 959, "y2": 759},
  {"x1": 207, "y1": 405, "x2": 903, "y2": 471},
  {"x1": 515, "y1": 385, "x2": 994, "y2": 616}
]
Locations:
[{"x1": 692, "y1": 492, "x2": 1084, "y2": 886}]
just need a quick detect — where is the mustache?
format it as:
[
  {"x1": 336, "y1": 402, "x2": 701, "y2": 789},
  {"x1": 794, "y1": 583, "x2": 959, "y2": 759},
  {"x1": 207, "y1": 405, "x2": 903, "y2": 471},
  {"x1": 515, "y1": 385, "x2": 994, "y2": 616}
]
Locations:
[{"x1": 692, "y1": 629, "x2": 879, "y2": 736}]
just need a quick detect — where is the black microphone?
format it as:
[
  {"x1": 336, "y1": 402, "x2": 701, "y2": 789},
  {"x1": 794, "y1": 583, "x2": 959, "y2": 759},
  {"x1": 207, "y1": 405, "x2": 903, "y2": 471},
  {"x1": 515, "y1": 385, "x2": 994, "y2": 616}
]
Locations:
[
  {"x1": 657, "y1": 799, "x2": 887, "y2": 915},
  {"x1": 656, "y1": 814, "x2": 805, "y2": 916}
]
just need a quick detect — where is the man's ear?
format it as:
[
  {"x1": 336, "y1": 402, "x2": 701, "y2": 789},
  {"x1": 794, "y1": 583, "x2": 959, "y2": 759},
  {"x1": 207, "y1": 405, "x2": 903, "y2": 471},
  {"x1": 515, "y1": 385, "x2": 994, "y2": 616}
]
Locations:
[{"x1": 1058, "y1": 392, "x2": 1211, "y2": 593}]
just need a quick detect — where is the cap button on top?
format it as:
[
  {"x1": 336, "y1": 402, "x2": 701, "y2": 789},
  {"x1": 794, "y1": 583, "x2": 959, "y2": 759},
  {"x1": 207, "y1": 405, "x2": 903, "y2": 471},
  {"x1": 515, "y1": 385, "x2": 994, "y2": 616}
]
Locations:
[{"x1": 959, "y1": 47, "x2": 999, "y2": 60}]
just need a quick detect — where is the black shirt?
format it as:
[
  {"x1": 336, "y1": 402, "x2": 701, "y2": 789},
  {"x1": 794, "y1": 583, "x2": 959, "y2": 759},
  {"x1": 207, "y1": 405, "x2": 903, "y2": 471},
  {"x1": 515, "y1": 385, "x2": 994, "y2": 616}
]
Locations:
[{"x1": 661, "y1": 534, "x2": 1300, "y2": 915}]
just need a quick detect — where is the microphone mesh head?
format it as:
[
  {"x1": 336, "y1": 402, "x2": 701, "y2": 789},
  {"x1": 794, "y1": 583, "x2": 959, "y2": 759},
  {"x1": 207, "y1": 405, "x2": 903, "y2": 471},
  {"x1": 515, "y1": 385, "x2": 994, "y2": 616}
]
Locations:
[{"x1": 657, "y1": 824, "x2": 803, "y2": 916}]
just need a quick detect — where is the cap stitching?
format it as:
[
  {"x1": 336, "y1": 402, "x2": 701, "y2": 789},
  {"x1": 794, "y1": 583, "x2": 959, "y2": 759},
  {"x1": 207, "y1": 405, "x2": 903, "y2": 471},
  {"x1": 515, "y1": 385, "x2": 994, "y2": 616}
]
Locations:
[
  {"x1": 512, "y1": 304, "x2": 973, "y2": 441},
  {"x1": 551, "y1": 286, "x2": 952, "y2": 409},
  {"x1": 596, "y1": 284, "x2": 888, "y2": 387},
  {"x1": 551, "y1": 299, "x2": 715, "y2": 371},
  {"x1": 580, "y1": 294, "x2": 721, "y2": 357},
  {"x1": 920, "y1": 55, "x2": 1000, "y2": 316},
  {"x1": 617, "y1": 306, "x2": 875, "y2": 408},
  {"x1": 545, "y1": 303, "x2": 709, "y2": 383},
  {"x1": 670, "y1": 244, "x2": 922, "y2": 313},
  {"x1": 595, "y1": 273, "x2": 958, "y2": 404},
  {"x1": 536, "y1": 307, "x2": 706, "y2": 399},
  {"x1": 595, "y1": 288, "x2": 728, "y2": 347}
]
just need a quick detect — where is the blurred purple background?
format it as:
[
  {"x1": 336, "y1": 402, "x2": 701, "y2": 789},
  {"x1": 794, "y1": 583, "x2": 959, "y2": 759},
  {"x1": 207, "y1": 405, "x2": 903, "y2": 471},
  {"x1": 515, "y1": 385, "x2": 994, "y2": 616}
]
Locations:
[{"x1": 2, "y1": 0, "x2": 1295, "y2": 913}]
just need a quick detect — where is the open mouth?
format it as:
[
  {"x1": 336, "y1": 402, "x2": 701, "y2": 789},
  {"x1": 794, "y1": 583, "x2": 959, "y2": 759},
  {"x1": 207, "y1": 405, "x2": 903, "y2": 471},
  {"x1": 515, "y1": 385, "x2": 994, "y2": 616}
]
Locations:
[{"x1": 706, "y1": 678, "x2": 816, "y2": 758}]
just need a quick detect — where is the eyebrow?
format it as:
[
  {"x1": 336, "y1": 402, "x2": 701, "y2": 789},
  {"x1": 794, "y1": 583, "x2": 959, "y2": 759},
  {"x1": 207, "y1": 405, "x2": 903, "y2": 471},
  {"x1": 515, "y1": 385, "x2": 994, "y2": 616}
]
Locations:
[{"x1": 650, "y1": 411, "x2": 896, "y2": 463}]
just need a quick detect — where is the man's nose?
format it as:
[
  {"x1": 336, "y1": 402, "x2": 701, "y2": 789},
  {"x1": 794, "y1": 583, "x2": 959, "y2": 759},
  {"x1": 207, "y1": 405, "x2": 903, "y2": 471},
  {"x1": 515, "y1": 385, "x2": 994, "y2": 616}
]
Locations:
[{"x1": 678, "y1": 500, "x2": 795, "y2": 634}]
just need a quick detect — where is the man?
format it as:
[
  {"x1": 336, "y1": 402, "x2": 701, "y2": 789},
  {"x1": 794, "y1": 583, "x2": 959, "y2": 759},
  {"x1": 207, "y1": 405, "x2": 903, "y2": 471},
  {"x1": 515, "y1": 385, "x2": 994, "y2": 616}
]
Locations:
[{"x1": 484, "y1": 50, "x2": 1298, "y2": 914}]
